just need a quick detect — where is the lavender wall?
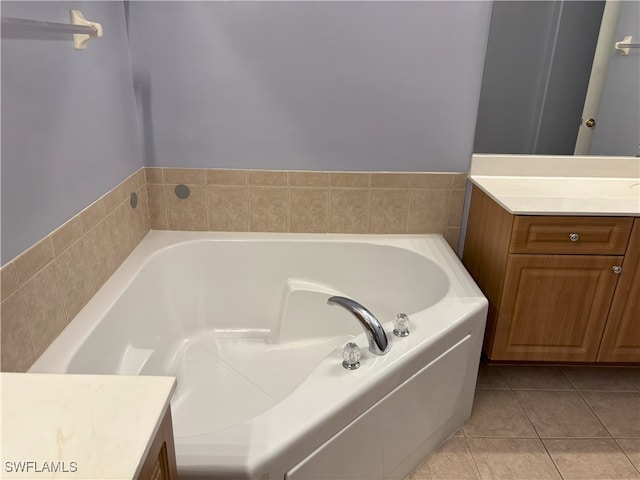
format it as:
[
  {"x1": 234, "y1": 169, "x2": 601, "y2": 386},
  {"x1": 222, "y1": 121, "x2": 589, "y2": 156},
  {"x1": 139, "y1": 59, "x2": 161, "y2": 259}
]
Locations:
[
  {"x1": 127, "y1": 1, "x2": 491, "y2": 172},
  {"x1": 1, "y1": 1, "x2": 142, "y2": 264}
]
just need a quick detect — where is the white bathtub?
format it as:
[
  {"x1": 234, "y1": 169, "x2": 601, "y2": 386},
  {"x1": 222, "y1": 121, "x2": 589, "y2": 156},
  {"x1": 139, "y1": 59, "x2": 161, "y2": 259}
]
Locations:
[{"x1": 31, "y1": 231, "x2": 487, "y2": 479}]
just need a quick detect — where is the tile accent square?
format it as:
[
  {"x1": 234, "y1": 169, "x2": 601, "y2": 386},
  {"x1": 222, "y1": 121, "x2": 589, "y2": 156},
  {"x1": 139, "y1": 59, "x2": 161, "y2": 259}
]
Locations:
[
  {"x1": 248, "y1": 170, "x2": 287, "y2": 186},
  {"x1": 206, "y1": 169, "x2": 247, "y2": 186},
  {"x1": 163, "y1": 168, "x2": 205, "y2": 185},
  {"x1": 515, "y1": 390, "x2": 609, "y2": 438},
  {"x1": 51, "y1": 216, "x2": 84, "y2": 256},
  {"x1": 289, "y1": 171, "x2": 329, "y2": 187},
  {"x1": 329, "y1": 172, "x2": 369, "y2": 188}
]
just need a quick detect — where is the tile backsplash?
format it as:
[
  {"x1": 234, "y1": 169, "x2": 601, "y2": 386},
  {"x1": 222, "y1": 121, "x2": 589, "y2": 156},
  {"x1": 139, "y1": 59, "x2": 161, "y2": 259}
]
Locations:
[
  {"x1": 146, "y1": 168, "x2": 466, "y2": 248},
  {"x1": 1, "y1": 167, "x2": 467, "y2": 372},
  {"x1": 1, "y1": 169, "x2": 149, "y2": 372}
]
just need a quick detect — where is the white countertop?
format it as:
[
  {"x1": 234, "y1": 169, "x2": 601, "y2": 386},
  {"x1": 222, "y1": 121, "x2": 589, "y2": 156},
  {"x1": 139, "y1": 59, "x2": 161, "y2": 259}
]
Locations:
[
  {"x1": 1, "y1": 373, "x2": 176, "y2": 480},
  {"x1": 470, "y1": 154, "x2": 640, "y2": 216}
]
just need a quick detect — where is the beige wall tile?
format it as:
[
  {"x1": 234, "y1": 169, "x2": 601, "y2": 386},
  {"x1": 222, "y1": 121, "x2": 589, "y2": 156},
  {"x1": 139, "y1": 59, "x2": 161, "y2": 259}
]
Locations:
[
  {"x1": 452, "y1": 173, "x2": 468, "y2": 189},
  {"x1": 51, "y1": 215, "x2": 83, "y2": 256},
  {"x1": 166, "y1": 185, "x2": 208, "y2": 231},
  {"x1": 1, "y1": 262, "x2": 19, "y2": 302},
  {"x1": 147, "y1": 184, "x2": 168, "y2": 230},
  {"x1": 514, "y1": 390, "x2": 609, "y2": 438},
  {"x1": 125, "y1": 188, "x2": 151, "y2": 248},
  {"x1": 249, "y1": 187, "x2": 288, "y2": 232},
  {"x1": 14, "y1": 237, "x2": 55, "y2": 284},
  {"x1": 248, "y1": 170, "x2": 288, "y2": 186},
  {"x1": 407, "y1": 189, "x2": 451, "y2": 233},
  {"x1": 463, "y1": 389, "x2": 537, "y2": 437},
  {"x1": 79, "y1": 198, "x2": 106, "y2": 232},
  {"x1": 369, "y1": 189, "x2": 409, "y2": 233},
  {"x1": 289, "y1": 171, "x2": 329, "y2": 187},
  {"x1": 409, "y1": 437, "x2": 479, "y2": 480},
  {"x1": 54, "y1": 236, "x2": 98, "y2": 320},
  {"x1": 544, "y1": 439, "x2": 639, "y2": 480},
  {"x1": 329, "y1": 189, "x2": 369, "y2": 233},
  {"x1": 448, "y1": 189, "x2": 466, "y2": 227},
  {"x1": 122, "y1": 171, "x2": 141, "y2": 197},
  {"x1": 329, "y1": 172, "x2": 370, "y2": 188},
  {"x1": 206, "y1": 169, "x2": 247, "y2": 186},
  {"x1": 1, "y1": 292, "x2": 36, "y2": 372},
  {"x1": 83, "y1": 221, "x2": 115, "y2": 289},
  {"x1": 411, "y1": 173, "x2": 453, "y2": 189},
  {"x1": 370, "y1": 173, "x2": 411, "y2": 188},
  {"x1": 107, "y1": 205, "x2": 135, "y2": 267},
  {"x1": 133, "y1": 169, "x2": 146, "y2": 189},
  {"x1": 290, "y1": 188, "x2": 328, "y2": 233},
  {"x1": 467, "y1": 438, "x2": 561, "y2": 479},
  {"x1": 163, "y1": 168, "x2": 205, "y2": 185},
  {"x1": 102, "y1": 182, "x2": 127, "y2": 214},
  {"x1": 445, "y1": 227, "x2": 461, "y2": 252},
  {"x1": 207, "y1": 185, "x2": 249, "y2": 231},
  {"x1": 145, "y1": 167, "x2": 164, "y2": 184},
  {"x1": 20, "y1": 264, "x2": 68, "y2": 357}
]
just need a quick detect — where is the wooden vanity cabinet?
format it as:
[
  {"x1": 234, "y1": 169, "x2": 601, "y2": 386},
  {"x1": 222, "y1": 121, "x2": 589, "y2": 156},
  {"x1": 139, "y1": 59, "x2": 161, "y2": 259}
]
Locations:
[
  {"x1": 463, "y1": 185, "x2": 638, "y2": 363},
  {"x1": 597, "y1": 219, "x2": 640, "y2": 362},
  {"x1": 137, "y1": 406, "x2": 178, "y2": 480}
]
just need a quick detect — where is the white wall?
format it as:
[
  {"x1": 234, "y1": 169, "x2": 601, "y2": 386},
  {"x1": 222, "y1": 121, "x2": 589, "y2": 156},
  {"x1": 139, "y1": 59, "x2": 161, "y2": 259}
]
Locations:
[
  {"x1": 1, "y1": 1, "x2": 143, "y2": 264},
  {"x1": 127, "y1": 1, "x2": 492, "y2": 172}
]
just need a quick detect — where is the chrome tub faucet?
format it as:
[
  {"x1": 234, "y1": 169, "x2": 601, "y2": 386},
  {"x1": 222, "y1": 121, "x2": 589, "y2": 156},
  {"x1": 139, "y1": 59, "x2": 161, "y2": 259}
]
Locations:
[{"x1": 327, "y1": 296, "x2": 390, "y2": 355}]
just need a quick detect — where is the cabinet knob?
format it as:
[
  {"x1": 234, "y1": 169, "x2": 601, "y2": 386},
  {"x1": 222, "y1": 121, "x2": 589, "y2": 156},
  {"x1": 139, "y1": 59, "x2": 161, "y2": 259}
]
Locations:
[
  {"x1": 613, "y1": 265, "x2": 622, "y2": 274},
  {"x1": 569, "y1": 233, "x2": 580, "y2": 242}
]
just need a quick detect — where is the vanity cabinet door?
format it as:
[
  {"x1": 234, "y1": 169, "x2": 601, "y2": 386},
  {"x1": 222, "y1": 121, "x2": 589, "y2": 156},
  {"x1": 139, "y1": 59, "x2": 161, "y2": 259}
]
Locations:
[
  {"x1": 490, "y1": 254, "x2": 623, "y2": 362},
  {"x1": 597, "y1": 219, "x2": 640, "y2": 363}
]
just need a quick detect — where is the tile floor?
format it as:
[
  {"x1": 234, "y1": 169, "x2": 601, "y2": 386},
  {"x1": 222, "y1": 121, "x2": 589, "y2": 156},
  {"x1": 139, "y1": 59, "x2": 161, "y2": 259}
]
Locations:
[{"x1": 409, "y1": 361, "x2": 640, "y2": 480}]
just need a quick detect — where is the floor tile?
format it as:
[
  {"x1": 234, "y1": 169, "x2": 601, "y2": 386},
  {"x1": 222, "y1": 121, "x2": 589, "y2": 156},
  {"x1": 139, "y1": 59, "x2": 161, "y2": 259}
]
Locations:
[
  {"x1": 616, "y1": 438, "x2": 640, "y2": 472},
  {"x1": 463, "y1": 389, "x2": 537, "y2": 438},
  {"x1": 562, "y1": 367, "x2": 640, "y2": 391},
  {"x1": 515, "y1": 390, "x2": 609, "y2": 438},
  {"x1": 581, "y1": 391, "x2": 640, "y2": 438},
  {"x1": 544, "y1": 438, "x2": 640, "y2": 479},
  {"x1": 476, "y1": 362, "x2": 510, "y2": 390},
  {"x1": 409, "y1": 437, "x2": 479, "y2": 480},
  {"x1": 467, "y1": 437, "x2": 561, "y2": 479},
  {"x1": 500, "y1": 366, "x2": 574, "y2": 390}
]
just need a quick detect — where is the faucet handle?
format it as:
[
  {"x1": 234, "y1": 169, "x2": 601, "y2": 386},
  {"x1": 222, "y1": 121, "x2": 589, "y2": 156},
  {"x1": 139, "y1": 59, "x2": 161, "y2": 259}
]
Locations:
[
  {"x1": 342, "y1": 342, "x2": 361, "y2": 370},
  {"x1": 393, "y1": 313, "x2": 411, "y2": 337}
]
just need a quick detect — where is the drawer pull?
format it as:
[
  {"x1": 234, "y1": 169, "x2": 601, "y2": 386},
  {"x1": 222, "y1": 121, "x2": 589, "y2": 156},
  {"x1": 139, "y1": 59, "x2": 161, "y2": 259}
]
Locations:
[
  {"x1": 613, "y1": 265, "x2": 622, "y2": 274},
  {"x1": 569, "y1": 233, "x2": 580, "y2": 242}
]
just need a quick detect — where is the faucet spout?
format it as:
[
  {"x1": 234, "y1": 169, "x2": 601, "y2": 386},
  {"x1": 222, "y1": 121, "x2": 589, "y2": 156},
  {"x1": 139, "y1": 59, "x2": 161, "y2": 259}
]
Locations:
[{"x1": 327, "y1": 296, "x2": 390, "y2": 355}]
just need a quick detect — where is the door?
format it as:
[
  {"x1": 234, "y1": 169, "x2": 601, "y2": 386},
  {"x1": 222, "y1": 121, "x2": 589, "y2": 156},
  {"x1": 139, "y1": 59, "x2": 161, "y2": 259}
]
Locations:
[{"x1": 575, "y1": 0, "x2": 640, "y2": 155}]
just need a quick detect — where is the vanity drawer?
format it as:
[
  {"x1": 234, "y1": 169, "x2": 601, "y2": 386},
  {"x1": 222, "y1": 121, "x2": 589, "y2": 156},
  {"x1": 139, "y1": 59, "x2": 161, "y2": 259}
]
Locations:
[{"x1": 510, "y1": 216, "x2": 633, "y2": 254}]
